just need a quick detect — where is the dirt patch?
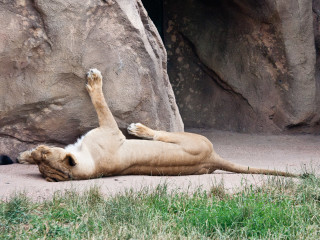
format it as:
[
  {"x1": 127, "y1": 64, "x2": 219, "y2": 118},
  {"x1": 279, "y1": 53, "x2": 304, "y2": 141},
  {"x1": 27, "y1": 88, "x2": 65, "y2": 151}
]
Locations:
[{"x1": 1, "y1": 129, "x2": 319, "y2": 201}]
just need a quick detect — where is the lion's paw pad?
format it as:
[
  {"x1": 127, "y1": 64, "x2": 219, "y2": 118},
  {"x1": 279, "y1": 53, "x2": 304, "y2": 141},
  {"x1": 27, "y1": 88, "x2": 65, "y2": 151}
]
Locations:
[
  {"x1": 127, "y1": 123, "x2": 143, "y2": 134},
  {"x1": 87, "y1": 68, "x2": 102, "y2": 78},
  {"x1": 86, "y1": 68, "x2": 103, "y2": 92},
  {"x1": 127, "y1": 123, "x2": 153, "y2": 139}
]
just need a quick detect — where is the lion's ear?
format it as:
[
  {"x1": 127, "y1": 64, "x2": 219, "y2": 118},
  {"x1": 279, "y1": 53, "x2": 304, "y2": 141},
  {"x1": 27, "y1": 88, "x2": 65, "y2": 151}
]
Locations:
[{"x1": 65, "y1": 154, "x2": 78, "y2": 167}]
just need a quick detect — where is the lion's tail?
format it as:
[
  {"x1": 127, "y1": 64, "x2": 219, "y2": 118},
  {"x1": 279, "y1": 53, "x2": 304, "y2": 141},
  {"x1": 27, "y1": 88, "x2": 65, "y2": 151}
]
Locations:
[{"x1": 212, "y1": 155, "x2": 298, "y2": 177}]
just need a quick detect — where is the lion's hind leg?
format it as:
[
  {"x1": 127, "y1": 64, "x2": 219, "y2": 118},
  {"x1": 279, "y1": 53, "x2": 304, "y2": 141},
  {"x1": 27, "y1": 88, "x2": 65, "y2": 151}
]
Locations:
[
  {"x1": 127, "y1": 122, "x2": 199, "y2": 144},
  {"x1": 127, "y1": 123, "x2": 212, "y2": 152},
  {"x1": 127, "y1": 123, "x2": 214, "y2": 168},
  {"x1": 17, "y1": 150, "x2": 36, "y2": 164}
]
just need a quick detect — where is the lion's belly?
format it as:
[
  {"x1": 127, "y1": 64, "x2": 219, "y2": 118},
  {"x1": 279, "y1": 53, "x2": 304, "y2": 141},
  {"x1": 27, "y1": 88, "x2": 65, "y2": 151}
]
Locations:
[{"x1": 116, "y1": 140, "x2": 213, "y2": 176}]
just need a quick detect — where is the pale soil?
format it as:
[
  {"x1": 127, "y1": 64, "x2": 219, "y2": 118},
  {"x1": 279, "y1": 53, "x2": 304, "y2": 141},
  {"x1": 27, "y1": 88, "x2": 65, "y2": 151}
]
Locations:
[{"x1": 1, "y1": 129, "x2": 319, "y2": 201}]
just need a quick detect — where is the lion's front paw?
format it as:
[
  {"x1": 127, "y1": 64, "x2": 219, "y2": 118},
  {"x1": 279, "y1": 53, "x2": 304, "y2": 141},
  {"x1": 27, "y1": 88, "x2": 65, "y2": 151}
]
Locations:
[
  {"x1": 127, "y1": 123, "x2": 155, "y2": 139},
  {"x1": 86, "y1": 68, "x2": 103, "y2": 92}
]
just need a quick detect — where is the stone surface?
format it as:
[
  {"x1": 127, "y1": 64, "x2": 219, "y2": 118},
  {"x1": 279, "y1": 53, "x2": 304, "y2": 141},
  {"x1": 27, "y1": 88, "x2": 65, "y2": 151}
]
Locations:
[
  {"x1": 313, "y1": 0, "x2": 320, "y2": 123},
  {"x1": 0, "y1": 0, "x2": 183, "y2": 160},
  {"x1": 164, "y1": 0, "x2": 319, "y2": 133}
]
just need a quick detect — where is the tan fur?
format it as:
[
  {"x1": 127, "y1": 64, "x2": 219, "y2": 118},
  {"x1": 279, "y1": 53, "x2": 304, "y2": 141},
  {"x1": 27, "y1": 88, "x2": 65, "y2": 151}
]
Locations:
[
  {"x1": 18, "y1": 69, "x2": 298, "y2": 181},
  {"x1": 18, "y1": 149, "x2": 36, "y2": 164}
]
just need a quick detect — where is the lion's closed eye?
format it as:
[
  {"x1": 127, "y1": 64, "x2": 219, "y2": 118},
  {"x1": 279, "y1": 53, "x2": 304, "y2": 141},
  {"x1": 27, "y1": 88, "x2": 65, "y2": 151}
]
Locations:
[
  {"x1": 62, "y1": 154, "x2": 78, "y2": 167},
  {"x1": 67, "y1": 155, "x2": 77, "y2": 166}
]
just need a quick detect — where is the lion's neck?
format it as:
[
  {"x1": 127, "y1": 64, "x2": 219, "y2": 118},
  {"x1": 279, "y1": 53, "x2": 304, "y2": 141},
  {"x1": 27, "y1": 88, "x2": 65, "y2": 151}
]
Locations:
[
  {"x1": 68, "y1": 148, "x2": 97, "y2": 179},
  {"x1": 64, "y1": 135, "x2": 86, "y2": 153},
  {"x1": 65, "y1": 135, "x2": 97, "y2": 179}
]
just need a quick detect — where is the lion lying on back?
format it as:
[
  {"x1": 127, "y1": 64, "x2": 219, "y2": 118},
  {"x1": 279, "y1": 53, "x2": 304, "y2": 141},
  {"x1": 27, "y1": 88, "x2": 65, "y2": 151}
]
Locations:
[{"x1": 18, "y1": 69, "x2": 298, "y2": 181}]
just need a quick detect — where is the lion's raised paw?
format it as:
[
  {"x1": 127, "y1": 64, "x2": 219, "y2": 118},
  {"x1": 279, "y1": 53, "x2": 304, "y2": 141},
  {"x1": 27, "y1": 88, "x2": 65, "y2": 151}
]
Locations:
[
  {"x1": 86, "y1": 68, "x2": 103, "y2": 92},
  {"x1": 127, "y1": 123, "x2": 155, "y2": 139}
]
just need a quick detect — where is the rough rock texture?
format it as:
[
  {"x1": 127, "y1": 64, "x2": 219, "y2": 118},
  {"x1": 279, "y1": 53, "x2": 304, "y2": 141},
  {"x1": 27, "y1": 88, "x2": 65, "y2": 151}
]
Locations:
[
  {"x1": 0, "y1": 0, "x2": 183, "y2": 160},
  {"x1": 313, "y1": 0, "x2": 320, "y2": 124},
  {"x1": 164, "y1": 0, "x2": 319, "y2": 133}
]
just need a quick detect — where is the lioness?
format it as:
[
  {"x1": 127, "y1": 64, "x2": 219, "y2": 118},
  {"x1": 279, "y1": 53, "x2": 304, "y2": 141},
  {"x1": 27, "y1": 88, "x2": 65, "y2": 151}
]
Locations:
[{"x1": 18, "y1": 69, "x2": 298, "y2": 181}]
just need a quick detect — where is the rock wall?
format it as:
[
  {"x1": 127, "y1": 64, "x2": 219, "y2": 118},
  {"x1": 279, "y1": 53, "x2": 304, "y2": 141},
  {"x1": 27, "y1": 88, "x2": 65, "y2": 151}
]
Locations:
[
  {"x1": 313, "y1": 0, "x2": 320, "y2": 129},
  {"x1": 164, "y1": 0, "x2": 319, "y2": 133},
  {"x1": 0, "y1": 0, "x2": 183, "y2": 160}
]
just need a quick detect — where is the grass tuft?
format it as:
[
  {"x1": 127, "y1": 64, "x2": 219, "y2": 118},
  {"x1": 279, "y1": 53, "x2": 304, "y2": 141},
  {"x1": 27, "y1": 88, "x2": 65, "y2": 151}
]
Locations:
[
  {"x1": 1, "y1": 175, "x2": 320, "y2": 239},
  {"x1": 3, "y1": 193, "x2": 30, "y2": 224}
]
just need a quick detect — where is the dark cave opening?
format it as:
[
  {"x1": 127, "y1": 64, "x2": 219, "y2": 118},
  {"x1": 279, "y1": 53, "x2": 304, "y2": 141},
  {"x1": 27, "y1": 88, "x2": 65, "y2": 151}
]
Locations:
[
  {"x1": 141, "y1": 0, "x2": 319, "y2": 134},
  {"x1": 141, "y1": 0, "x2": 164, "y2": 39}
]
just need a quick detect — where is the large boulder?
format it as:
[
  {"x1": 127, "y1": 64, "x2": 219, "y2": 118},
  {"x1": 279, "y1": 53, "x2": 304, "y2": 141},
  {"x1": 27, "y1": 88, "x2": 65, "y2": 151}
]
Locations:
[
  {"x1": 165, "y1": 0, "x2": 319, "y2": 133},
  {"x1": 0, "y1": 0, "x2": 183, "y2": 160}
]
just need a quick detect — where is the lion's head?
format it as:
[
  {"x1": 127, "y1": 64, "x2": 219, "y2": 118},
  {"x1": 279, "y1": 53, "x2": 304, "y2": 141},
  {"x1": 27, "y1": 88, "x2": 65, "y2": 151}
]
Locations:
[{"x1": 31, "y1": 145, "x2": 78, "y2": 182}]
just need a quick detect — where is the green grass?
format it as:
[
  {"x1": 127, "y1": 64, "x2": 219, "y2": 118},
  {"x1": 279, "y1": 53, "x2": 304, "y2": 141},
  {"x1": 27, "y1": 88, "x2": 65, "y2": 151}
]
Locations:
[{"x1": 1, "y1": 175, "x2": 320, "y2": 239}]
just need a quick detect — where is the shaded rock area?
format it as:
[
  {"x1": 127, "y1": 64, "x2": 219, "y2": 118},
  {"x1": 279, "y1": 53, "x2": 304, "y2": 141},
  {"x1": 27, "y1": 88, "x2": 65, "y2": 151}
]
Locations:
[
  {"x1": 0, "y1": 0, "x2": 183, "y2": 160},
  {"x1": 313, "y1": 0, "x2": 320, "y2": 125},
  {"x1": 164, "y1": 0, "x2": 319, "y2": 133}
]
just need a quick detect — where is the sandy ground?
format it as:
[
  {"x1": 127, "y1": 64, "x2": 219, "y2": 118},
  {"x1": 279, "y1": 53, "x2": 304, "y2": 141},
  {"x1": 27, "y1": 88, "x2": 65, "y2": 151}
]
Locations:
[{"x1": 1, "y1": 129, "x2": 319, "y2": 201}]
